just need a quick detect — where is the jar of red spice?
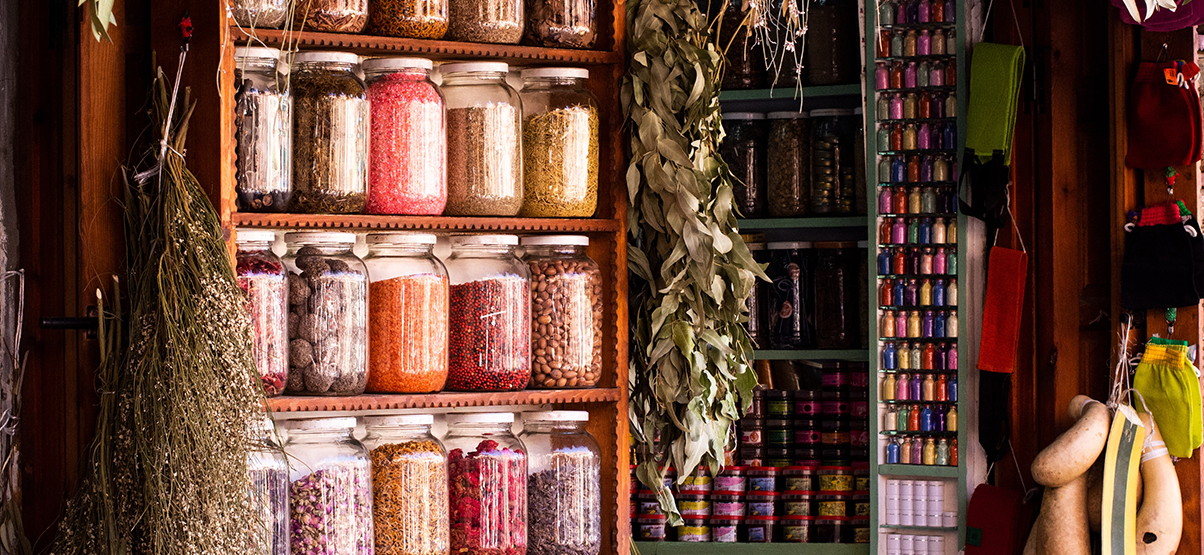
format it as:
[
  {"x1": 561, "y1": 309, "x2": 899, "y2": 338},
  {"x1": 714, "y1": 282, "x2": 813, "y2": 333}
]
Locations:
[
  {"x1": 520, "y1": 235, "x2": 601, "y2": 389},
  {"x1": 445, "y1": 412, "x2": 528, "y2": 555},
  {"x1": 444, "y1": 235, "x2": 531, "y2": 391},
  {"x1": 363, "y1": 233, "x2": 448, "y2": 393},
  {"x1": 363, "y1": 58, "x2": 446, "y2": 215},
  {"x1": 236, "y1": 230, "x2": 288, "y2": 396}
]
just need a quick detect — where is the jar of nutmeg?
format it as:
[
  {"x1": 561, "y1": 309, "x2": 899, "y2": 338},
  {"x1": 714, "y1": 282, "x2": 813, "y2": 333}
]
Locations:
[{"x1": 520, "y1": 235, "x2": 602, "y2": 389}]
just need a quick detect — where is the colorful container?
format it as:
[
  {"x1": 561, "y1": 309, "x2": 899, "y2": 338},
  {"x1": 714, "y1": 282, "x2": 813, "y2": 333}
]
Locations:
[{"x1": 782, "y1": 515, "x2": 814, "y2": 543}]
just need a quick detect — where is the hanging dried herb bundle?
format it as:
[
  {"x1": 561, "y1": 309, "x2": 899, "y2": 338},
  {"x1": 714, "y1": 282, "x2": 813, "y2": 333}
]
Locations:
[{"x1": 51, "y1": 63, "x2": 265, "y2": 555}]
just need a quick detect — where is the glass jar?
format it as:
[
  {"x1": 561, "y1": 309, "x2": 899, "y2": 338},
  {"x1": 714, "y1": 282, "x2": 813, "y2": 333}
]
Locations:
[
  {"x1": 721, "y1": 112, "x2": 767, "y2": 218},
  {"x1": 248, "y1": 417, "x2": 289, "y2": 555},
  {"x1": 519, "y1": 68, "x2": 599, "y2": 218},
  {"x1": 369, "y1": 0, "x2": 448, "y2": 38},
  {"x1": 361, "y1": 414, "x2": 449, "y2": 555},
  {"x1": 448, "y1": 0, "x2": 523, "y2": 43},
  {"x1": 767, "y1": 111, "x2": 810, "y2": 218},
  {"x1": 289, "y1": 52, "x2": 369, "y2": 214},
  {"x1": 807, "y1": 0, "x2": 859, "y2": 85},
  {"x1": 440, "y1": 63, "x2": 523, "y2": 216},
  {"x1": 281, "y1": 417, "x2": 373, "y2": 555},
  {"x1": 810, "y1": 109, "x2": 855, "y2": 215},
  {"x1": 520, "y1": 411, "x2": 602, "y2": 555},
  {"x1": 444, "y1": 235, "x2": 531, "y2": 391},
  {"x1": 520, "y1": 235, "x2": 602, "y2": 389},
  {"x1": 813, "y1": 241, "x2": 859, "y2": 349},
  {"x1": 234, "y1": 47, "x2": 291, "y2": 213},
  {"x1": 293, "y1": 0, "x2": 369, "y2": 33},
  {"x1": 523, "y1": 0, "x2": 595, "y2": 48},
  {"x1": 363, "y1": 233, "x2": 449, "y2": 393},
  {"x1": 720, "y1": 0, "x2": 766, "y2": 89},
  {"x1": 283, "y1": 232, "x2": 369, "y2": 396},
  {"x1": 742, "y1": 235, "x2": 769, "y2": 347},
  {"x1": 236, "y1": 230, "x2": 289, "y2": 396},
  {"x1": 363, "y1": 58, "x2": 446, "y2": 215},
  {"x1": 767, "y1": 241, "x2": 814, "y2": 349},
  {"x1": 231, "y1": 0, "x2": 289, "y2": 28},
  {"x1": 445, "y1": 413, "x2": 528, "y2": 555}
]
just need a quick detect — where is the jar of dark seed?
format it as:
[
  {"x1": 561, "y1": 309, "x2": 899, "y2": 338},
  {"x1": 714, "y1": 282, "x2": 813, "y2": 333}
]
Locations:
[
  {"x1": 523, "y1": 0, "x2": 595, "y2": 48},
  {"x1": 766, "y1": 241, "x2": 814, "y2": 349},
  {"x1": 248, "y1": 417, "x2": 289, "y2": 555},
  {"x1": 767, "y1": 111, "x2": 809, "y2": 218},
  {"x1": 447, "y1": 0, "x2": 523, "y2": 43},
  {"x1": 520, "y1": 235, "x2": 601, "y2": 389},
  {"x1": 445, "y1": 413, "x2": 528, "y2": 554},
  {"x1": 231, "y1": 0, "x2": 289, "y2": 29},
  {"x1": 444, "y1": 235, "x2": 531, "y2": 391},
  {"x1": 369, "y1": 0, "x2": 448, "y2": 38},
  {"x1": 289, "y1": 51, "x2": 369, "y2": 214},
  {"x1": 520, "y1": 411, "x2": 601, "y2": 555},
  {"x1": 283, "y1": 232, "x2": 369, "y2": 396},
  {"x1": 810, "y1": 109, "x2": 855, "y2": 215},
  {"x1": 363, "y1": 57, "x2": 446, "y2": 215},
  {"x1": 813, "y1": 241, "x2": 859, "y2": 349},
  {"x1": 234, "y1": 47, "x2": 291, "y2": 213},
  {"x1": 518, "y1": 67, "x2": 599, "y2": 218},
  {"x1": 293, "y1": 0, "x2": 369, "y2": 33},
  {"x1": 741, "y1": 234, "x2": 768, "y2": 347},
  {"x1": 806, "y1": 0, "x2": 858, "y2": 85},
  {"x1": 440, "y1": 63, "x2": 523, "y2": 216},
  {"x1": 235, "y1": 230, "x2": 289, "y2": 397},
  {"x1": 721, "y1": 112, "x2": 768, "y2": 218},
  {"x1": 280, "y1": 417, "x2": 374, "y2": 555},
  {"x1": 361, "y1": 414, "x2": 449, "y2": 555}
]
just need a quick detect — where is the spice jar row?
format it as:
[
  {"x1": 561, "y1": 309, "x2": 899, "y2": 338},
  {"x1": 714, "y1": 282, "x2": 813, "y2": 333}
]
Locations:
[
  {"x1": 875, "y1": 60, "x2": 958, "y2": 91},
  {"x1": 877, "y1": 92, "x2": 959, "y2": 121},
  {"x1": 235, "y1": 231, "x2": 604, "y2": 397},
  {"x1": 879, "y1": 217, "x2": 958, "y2": 246},
  {"x1": 875, "y1": 29, "x2": 958, "y2": 59},
  {"x1": 879, "y1": 278, "x2": 957, "y2": 308},
  {"x1": 882, "y1": 435, "x2": 958, "y2": 466},
  {"x1": 881, "y1": 341, "x2": 958, "y2": 371},
  {"x1": 876, "y1": 121, "x2": 958, "y2": 152},
  {"x1": 879, "y1": 309, "x2": 959, "y2": 339},
  {"x1": 230, "y1": 0, "x2": 598, "y2": 48},
  {"x1": 877, "y1": 0, "x2": 957, "y2": 25},
  {"x1": 877, "y1": 186, "x2": 959, "y2": 215},
  {"x1": 254, "y1": 411, "x2": 602, "y2": 555},
  {"x1": 876, "y1": 247, "x2": 959, "y2": 276},
  {"x1": 234, "y1": 49, "x2": 599, "y2": 218}
]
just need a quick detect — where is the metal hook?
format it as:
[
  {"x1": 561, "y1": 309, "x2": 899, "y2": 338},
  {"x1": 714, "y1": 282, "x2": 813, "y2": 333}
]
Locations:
[{"x1": 1157, "y1": 42, "x2": 1169, "y2": 63}]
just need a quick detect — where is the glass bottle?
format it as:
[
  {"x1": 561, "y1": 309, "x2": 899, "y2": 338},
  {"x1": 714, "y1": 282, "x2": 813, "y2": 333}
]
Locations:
[
  {"x1": 361, "y1": 414, "x2": 449, "y2": 555},
  {"x1": 441, "y1": 62, "x2": 524, "y2": 216},
  {"x1": 880, "y1": 0, "x2": 897, "y2": 25},
  {"x1": 903, "y1": 124, "x2": 917, "y2": 150},
  {"x1": 370, "y1": 0, "x2": 450, "y2": 38},
  {"x1": 234, "y1": 47, "x2": 291, "y2": 213},
  {"x1": 948, "y1": 374, "x2": 958, "y2": 401},
  {"x1": 899, "y1": 344, "x2": 912, "y2": 370},
  {"x1": 947, "y1": 406, "x2": 958, "y2": 432},
  {"x1": 768, "y1": 111, "x2": 812, "y2": 217},
  {"x1": 934, "y1": 311, "x2": 946, "y2": 338},
  {"x1": 289, "y1": 51, "x2": 369, "y2": 214},
  {"x1": 519, "y1": 67, "x2": 600, "y2": 217},
  {"x1": 905, "y1": 62, "x2": 918, "y2": 88},
  {"x1": 896, "y1": 373, "x2": 910, "y2": 400},
  {"x1": 364, "y1": 58, "x2": 446, "y2": 215},
  {"x1": 248, "y1": 417, "x2": 289, "y2": 555},
  {"x1": 922, "y1": 373, "x2": 935, "y2": 401},
  {"x1": 891, "y1": 63, "x2": 905, "y2": 89},
  {"x1": 884, "y1": 341, "x2": 898, "y2": 369},
  {"x1": 236, "y1": 230, "x2": 289, "y2": 396},
  {"x1": 883, "y1": 372, "x2": 898, "y2": 400},
  {"x1": 936, "y1": 374, "x2": 948, "y2": 401},
  {"x1": 903, "y1": 94, "x2": 918, "y2": 119},
  {"x1": 524, "y1": 0, "x2": 596, "y2": 47},
  {"x1": 922, "y1": 438, "x2": 936, "y2": 464},
  {"x1": 725, "y1": 113, "x2": 769, "y2": 217},
  {"x1": 900, "y1": 435, "x2": 913, "y2": 462},
  {"x1": 887, "y1": 436, "x2": 901, "y2": 463},
  {"x1": 447, "y1": 0, "x2": 524, "y2": 43},
  {"x1": 936, "y1": 439, "x2": 949, "y2": 465},
  {"x1": 879, "y1": 187, "x2": 894, "y2": 213},
  {"x1": 908, "y1": 406, "x2": 921, "y2": 431},
  {"x1": 918, "y1": 61, "x2": 931, "y2": 87},
  {"x1": 948, "y1": 278, "x2": 959, "y2": 304},
  {"x1": 922, "y1": 343, "x2": 935, "y2": 369},
  {"x1": 946, "y1": 311, "x2": 959, "y2": 338},
  {"x1": 445, "y1": 413, "x2": 528, "y2": 554},
  {"x1": 951, "y1": 439, "x2": 959, "y2": 466},
  {"x1": 522, "y1": 236, "x2": 603, "y2": 388},
  {"x1": 904, "y1": 30, "x2": 918, "y2": 57},
  {"x1": 896, "y1": 310, "x2": 909, "y2": 337},
  {"x1": 933, "y1": 248, "x2": 947, "y2": 274},
  {"x1": 911, "y1": 343, "x2": 923, "y2": 369},
  {"x1": 520, "y1": 411, "x2": 603, "y2": 555},
  {"x1": 882, "y1": 310, "x2": 897, "y2": 338},
  {"x1": 281, "y1": 417, "x2": 374, "y2": 553},
  {"x1": 931, "y1": 61, "x2": 946, "y2": 86},
  {"x1": 932, "y1": 29, "x2": 947, "y2": 55},
  {"x1": 910, "y1": 436, "x2": 924, "y2": 464}
]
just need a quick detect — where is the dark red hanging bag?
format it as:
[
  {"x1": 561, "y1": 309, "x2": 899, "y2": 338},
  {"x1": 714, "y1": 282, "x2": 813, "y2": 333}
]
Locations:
[{"x1": 1125, "y1": 60, "x2": 1202, "y2": 170}]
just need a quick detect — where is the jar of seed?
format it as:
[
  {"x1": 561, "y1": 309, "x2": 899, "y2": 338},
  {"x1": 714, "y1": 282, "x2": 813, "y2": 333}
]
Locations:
[
  {"x1": 445, "y1": 412, "x2": 528, "y2": 555},
  {"x1": 292, "y1": 0, "x2": 369, "y2": 33},
  {"x1": 231, "y1": 0, "x2": 289, "y2": 28},
  {"x1": 810, "y1": 109, "x2": 854, "y2": 215},
  {"x1": 447, "y1": 0, "x2": 523, "y2": 43},
  {"x1": 766, "y1": 111, "x2": 810, "y2": 218},
  {"x1": 523, "y1": 0, "x2": 595, "y2": 48},
  {"x1": 520, "y1": 235, "x2": 602, "y2": 389},
  {"x1": 369, "y1": 0, "x2": 448, "y2": 38},
  {"x1": 248, "y1": 417, "x2": 289, "y2": 555},
  {"x1": 362, "y1": 414, "x2": 449, "y2": 555},
  {"x1": 440, "y1": 63, "x2": 523, "y2": 216},
  {"x1": 519, "y1": 411, "x2": 602, "y2": 555},
  {"x1": 518, "y1": 67, "x2": 599, "y2": 218},
  {"x1": 280, "y1": 417, "x2": 374, "y2": 555},
  {"x1": 363, "y1": 233, "x2": 449, "y2": 393},
  {"x1": 283, "y1": 232, "x2": 369, "y2": 396},
  {"x1": 235, "y1": 230, "x2": 289, "y2": 396},
  {"x1": 721, "y1": 112, "x2": 768, "y2": 218},
  {"x1": 444, "y1": 235, "x2": 530, "y2": 391},
  {"x1": 363, "y1": 57, "x2": 446, "y2": 215},
  {"x1": 234, "y1": 47, "x2": 291, "y2": 213},
  {"x1": 289, "y1": 51, "x2": 369, "y2": 214}
]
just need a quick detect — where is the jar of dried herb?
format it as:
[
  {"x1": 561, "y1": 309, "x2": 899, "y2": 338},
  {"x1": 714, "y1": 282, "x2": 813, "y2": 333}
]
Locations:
[
  {"x1": 232, "y1": 0, "x2": 289, "y2": 30},
  {"x1": 447, "y1": 0, "x2": 523, "y2": 43},
  {"x1": 363, "y1": 57, "x2": 446, "y2": 215},
  {"x1": 445, "y1": 412, "x2": 528, "y2": 555},
  {"x1": 518, "y1": 68, "x2": 598, "y2": 218},
  {"x1": 523, "y1": 0, "x2": 595, "y2": 48},
  {"x1": 519, "y1": 235, "x2": 601, "y2": 389},
  {"x1": 283, "y1": 232, "x2": 369, "y2": 396},
  {"x1": 766, "y1": 111, "x2": 809, "y2": 218},
  {"x1": 236, "y1": 230, "x2": 289, "y2": 396},
  {"x1": 362, "y1": 414, "x2": 449, "y2": 555},
  {"x1": 518, "y1": 411, "x2": 601, "y2": 555},
  {"x1": 248, "y1": 416, "x2": 289, "y2": 555},
  {"x1": 362, "y1": 233, "x2": 448, "y2": 393},
  {"x1": 440, "y1": 63, "x2": 522, "y2": 216},
  {"x1": 293, "y1": 0, "x2": 369, "y2": 33},
  {"x1": 369, "y1": 0, "x2": 448, "y2": 38},
  {"x1": 810, "y1": 109, "x2": 855, "y2": 215},
  {"x1": 289, "y1": 51, "x2": 369, "y2": 214},
  {"x1": 235, "y1": 47, "x2": 291, "y2": 213},
  {"x1": 280, "y1": 417, "x2": 374, "y2": 555}
]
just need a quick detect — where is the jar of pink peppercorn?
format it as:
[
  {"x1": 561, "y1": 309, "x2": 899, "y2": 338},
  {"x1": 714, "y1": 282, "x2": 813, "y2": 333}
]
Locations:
[{"x1": 363, "y1": 57, "x2": 447, "y2": 215}]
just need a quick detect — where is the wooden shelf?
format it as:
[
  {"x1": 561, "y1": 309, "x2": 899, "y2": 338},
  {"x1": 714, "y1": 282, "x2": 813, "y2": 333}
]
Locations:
[
  {"x1": 719, "y1": 83, "x2": 863, "y2": 101},
  {"x1": 231, "y1": 28, "x2": 623, "y2": 65},
  {"x1": 633, "y1": 542, "x2": 869, "y2": 554},
  {"x1": 754, "y1": 349, "x2": 870, "y2": 361},
  {"x1": 876, "y1": 464, "x2": 960, "y2": 478},
  {"x1": 232, "y1": 212, "x2": 622, "y2": 233},
  {"x1": 268, "y1": 388, "x2": 622, "y2": 412},
  {"x1": 738, "y1": 216, "x2": 867, "y2": 230}
]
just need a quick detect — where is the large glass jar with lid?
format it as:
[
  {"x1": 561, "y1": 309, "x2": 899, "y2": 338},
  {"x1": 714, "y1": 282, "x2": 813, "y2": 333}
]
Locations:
[
  {"x1": 719, "y1": 0, "x2": 766, "y2": 89},
  {"x1": 292, "y1": 0, "x2": 369, "y2": 33},
  {"x1": 767, "y1": 111, "x2": 809, "y2": 218},
  {"x1": 248, "y1": 416, "x2": 289, "y2": 555},
  {"x1": 767, "y1": 241, "x2": 814, "y2": 349},
  {"x1": 236, "y1": 230, "x2": 288, "y2": 396},
  {"x1": 520, "y1": 235, "x2": 601, "y2": 389},
  {"x1": 231, "y1": 0, "x2": 289, "y2": 28},
  {"x1": 519, "y1": 67, "x2": 599, "y2": 218},
  {"x1": 721, "y1": 112, "x2": 768, "y2": 218},
  {"x1": 363, "y1": 233, "x2": 448, "y2": 393},
  {"x1": 444, "y1": 235, "x2": 530, "y2": 391},
  {"x1": 369, "y1": 0, "x2": 448, "y2": 38},
  {"x1": 280, "y1": 417, "x2": 373, "y2": 555},
  {"x1": 812, "y1": 241, "x2": 859, "y2": 349},
  {"x1": 523, "y1": 0, "x2": 595, "y2": 48},
  {"x1": 235, "y1": 47, "x2": 291, "y2": 213},
  {"x1": 519, "y1": 411, "x2": 602, "y2": 555},
  {"x1": 361, "y1": 414, "x2": 449, "y2": 555},
  {"x1": 447, "y1": 0, "x2": 523, "y2": 43},
  {"x1": 810, "y1": 109, "x2": 855, "y2": 215},
  {"x1": 363, "y1": 57, "x2": 446, "y2": 215},
  {"x1": 440, "y1": 63, "x2": 523, "y2": 216},
  {"x1": 806, "y1": 0, "x2": 859, "y2": 85},
  {"x1": 290, "y1": 51, "x2": 369, "y2": 214},
  {"x1": 742, "y1": 234, "x2": 769, "y2": 348},
  {"x1": 283, "y1": 232, "x2": 368, "y2": 396},
  {"x1": 445, "y1": 413, "x2": 528, "y2": 555}
]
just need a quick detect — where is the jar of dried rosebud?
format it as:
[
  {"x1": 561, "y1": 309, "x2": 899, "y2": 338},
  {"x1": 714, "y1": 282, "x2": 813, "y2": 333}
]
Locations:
[
  {"x1": 519, "y1": 235, "x2": 601, "y2": 389},
  {"x1": 363, "y1": 57, "x2": 446, "y2": 215},
  {"x1": 362, "y1": 233, "x2": 448, "y2": 393},
  {"x1": 519, "y1": 411, "x2": 601, "y2": 555},
  {"x1": 280, "y1": 417, "x2": 374, "y2": 555},
  {"x1": 362, "y1": 414, "x2": 448, "y2": 555},
  {"x1": 236, "y1": 230, "x2": 289, "y2": 396},
  {"x1": 445, "y1": 412, "x2": 528, "y2": 555}
]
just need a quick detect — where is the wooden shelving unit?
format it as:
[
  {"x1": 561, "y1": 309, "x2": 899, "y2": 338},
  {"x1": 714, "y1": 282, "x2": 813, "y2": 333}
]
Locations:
[
  {"x1": 268, "y1": 388, "x2": 623, "y2": 412},
  {"x1": 232, "y1": 212, "x2": 623, "y2": 233}
]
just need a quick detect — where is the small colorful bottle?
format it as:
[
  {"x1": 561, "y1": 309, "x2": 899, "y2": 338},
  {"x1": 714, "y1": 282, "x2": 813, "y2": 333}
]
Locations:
[
  {"x1": 894, "y1": 279, "x2": 906, "y2": 303},
  {"x1": 878, "y1": 248, "x2": 893, "y2": 274},
  {"x1": 891, "y1": 63, "x2": 905, "y2": 89},
  {"x1": 932, "y1": 218, "x2": 947, "y2": 243},
  {"x1": 947, "y1": 406, "x2": 958, "y2": 432},
  {"x1": 900, "y1": 435, "x2": 913, "y2": 462},
  {"x1": 920, "y1": 156, "x2": 935, "y2": 182},
  {"x1": 883, "y1": 341, "x2": 899, "y2": 370},
  {"x1": 918, "y1": 218, "x2": 932, "y2": 244},
  {"x1": 880, "y1": 0, "x2": 897, "y2": 24},
  {"x1": 892, "y1": 155, "x2": 907, "y2": 182},
  {"x1": 922, "y1": 343, "x2": 935, "y2": 369},
  {"x1": 923, "y1": 438, "x2": 937, "y2": 465},
  {"x1": 933, "y1": 311, "x2": 946, "y2": 338},
  {"x1": 907, "y1": 155, "x2": 921, "y2": 182},
  {"x1": 936, "y1": 438, "x2": 950, "y2": 465},
  {"x1": 946, "y1": 93, "x2": 958, "y2": 117},
  {"x1": 903, "y1": 94, "x2": 918, "y2": 119},
  {"x1": 918, "y1": 0, "x2": 931, "y2": 22},
  {"x1": 920, "y1": 279, "x2": 933, "y2": 306},
  {"x1": 918, "y1": 61, "x2": 931, "y2": 88},
  {"x1": 920, "y1": 249, "x2": 933, "y2": 274},
  {"x1": 895, "y1": 372, "x2": 910, "y2": 400},
  {"x1": 908, "y1": 405, "x2": 921, "y2": 430},
  {"x1": 948, "y1": 278, "x2": 958, "y2": 304},
  {"x1": 936, "y1": 373, "x2": 948, "y2": 401},
  {"x1": 879, "y1": 95, "x2": 892, "y2": 120},
  {"x1": 933, "y1": 344, "x2": 946, "y2": 371},
  {"x1": 890, "y1": 93, "x2": 905, "y2": 120},
  {"x1": 935, "y1": 405, "x2": 946, "y2": 431},
  {"x1": 894, "y1": 187, "x2": 908, "y2": 213},
  {"x1": 932, "y1": 0, "x2": 945, "y2": 21},
  {"x1": 879, "y1": 188, "x2": 894, "y2": 214},
  {"x1": 892, "y1": 31, "x2": 906, "y2": 57},
  {"x1": 898, "y1": 405, "x2": 911, "y2": 431},
  {"x1": 946, "y1": 29, "x2": 957, "y2": 54},
  {"x1": 886, "y1": 437, "x2": 901, "y2": 463},
  {"x1": 933, "y1": 248, "x2": 947, "y2": 274},
  {"x1": 948, "y1": 374, "x2": 957, "y2": 401},
  {"x1": 910, "y1": 343, "x2": 922, "y2": 369},
  {"x1": 933, "y1": 156, "x2": 949, "y2": 181},
  {"x1": 905, "y1": 62, "x2": 918, "y2": 89},
  {"x1": 907, "y1": 311, "x2": 921, "y2": 338},
  {"x1": 904, "y1": 279, "x2": 918, "y2": 306},
  {"x1": 907, "y1": 248, "x2": 921, "y2": 275},
  {"x1": 877, "y1": 62, "x2": 891, "y2": 90},
  {"x1": 903, "y1": 124, "x2": 918, "y2": 150},
  {"x1": 910, "y1": 436, "x2": 924, "y2": 464},
  {"x1": 881, "y1": 310, "x2": 897, "y2": 337},
  {"x1": 885, "y1": 406, "x2": 898, "y2": 430},
  {"x1": 922, "y1": 373, "x2": 935, "y2": 401},
  {"x1": 946, "y1": 311, "x2": 959, "y2": 338},
  {"x1": 921, "y1": 311, "x2": 935, "y2": 338},
  {"x1": 950, "y1": 438, "x2": 959, "y2": 466},
  {"x1": 907, "y1": 219, "x2": 920, "y2": 244},
  {"x1": 931, "y1": 93, "x2": 946, "y2": 118},
  {"x1": 893, "y1": 218, "x2": 907, "y2": 244},
  {"x1": 931, "y1": 61, "x2": 946, "y2": 86},
  {"x1": 893, "y1": 249, "x2": 907, "y2": 274},
  {"x1": 892, "y1": 124, "x2": 905, "y2": 150},
  {"x1": 933, "y1": 29, "x2": 947, "y2": 55},
  {"x1": 947, "y1": 343, "x2": 958, "y2": 370},
  {"x1": 882, "y1": 371, "x2": 897, "y2": 400}
]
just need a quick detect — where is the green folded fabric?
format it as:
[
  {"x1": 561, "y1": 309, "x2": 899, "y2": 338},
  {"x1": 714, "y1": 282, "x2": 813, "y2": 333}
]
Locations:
[{"x1": 965, "y1": 43, "x2": 1026, "y2": 165}]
